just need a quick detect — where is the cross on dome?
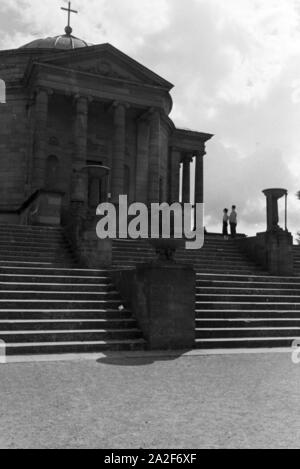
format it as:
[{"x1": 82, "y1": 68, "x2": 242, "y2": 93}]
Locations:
[{"x1": 61, "y1": 1, "x2": 78, "y2": 36}]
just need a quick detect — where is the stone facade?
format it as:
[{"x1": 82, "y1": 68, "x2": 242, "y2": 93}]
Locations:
[{"x1": 0, "y1": 36, "x2": 212, "y2": 225}]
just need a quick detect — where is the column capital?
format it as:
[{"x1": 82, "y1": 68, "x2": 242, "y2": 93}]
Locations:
[
  {"x1": 112, "y1": 100, "x2": 130, "y2": 109},
  {"x1": 137, "y1": 107, "x2": 160, "y2": 124},
  {"x1": 149, "y1": 107, "x2": 161, "y2": 119},
  {"x1": 194, "y1": 145, "x2": 206, "y2": 158},
  {"x1": 74, "y1": 94, "x2": 92, "y2": 103},
  {"x1": 74, "y1": 94, "x2": 89, "y2": 114},
  {"x1": 181, "y1": 151, "x2": 194, "y2": 163}
]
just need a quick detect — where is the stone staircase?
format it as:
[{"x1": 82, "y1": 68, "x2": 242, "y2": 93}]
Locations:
[
  {"x1": 1, "y1": 226, "x2": 299, "y2": 355},
  {"x1": 112, "y1": 236, "x2": 264, "y2": 275},
  {"x1": 0, "y1": 225, "x2": 145, "y2": 355},
  {"x1": 293, "y1": 244, "x2": 300, "y2": 276},
  {"x1": 112, "y1": 236, "x2": 300, "y2": 350}
]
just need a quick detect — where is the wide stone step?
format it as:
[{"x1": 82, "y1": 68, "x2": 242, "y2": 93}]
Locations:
[
  {"x1": 113, "y1": 246, "x2": 241, "y2": 255},
  {"x1": 0, "y1": 299, "x2": 124, "y2": 309},
  {"x1": 0, "y1": 291, "x2": 120, "y2": 300},
  {"x1": 197, "y1": 294, "x2": 300, "y2": 302},
  {"x1": 196, "y1": 273, "x2": 292, "y2": 282},
  {"x1": 197, "y1": 287, "x2": 300, "y2": 295},
  {"x1": 196, "y1": 309, "x2": 300, "y2": 318},
  {"x1": 180, "y1": 261, "x2": 258, "y2": 268},
  {"x1": 0, "y1": 266, "x2": 109, "y2": 276},
  {"x1": 197, "y1": 279, "x2": 300, "y2": 289},
  {"x1": 195, "y1": 268, "x2": 262, "y2": 275},
  {"x1": 0, "y1": 282, "x2": 113, "y2": 292},
  {"x1": 0, "y1": 224, "x2": 63, "y2": 232},
  {"x1": 0, "y1": 254, "x2": 74, "y2": 262},
  {"x1": 0, "y1": 248, "x2": 73, "y2": 257},
  {"x1": 0, "y1": 225, "x2": 64, "y2": 232},
  {"x1": 193, "y1": 260, "x2": 260, "y2": 267},
  {"x1": 0, "y1": 318, "x2": 137, "y2": 330},
  {"x1": 0, "y1": 261, "x2": 77, "y2": 268},
  {"x1": 112, "y1": 264, "x2": 261, "y2": 275},
  {"x1": 176, "y1": 253, "x2": 248, "y2": 261},
  {"x1": 0, "y1": 232, "x2": 65, "y2": 241},
  {"x1": 0, "y1": 328, "x2": 142, "y2": 343},
  {"x1": 0, "y1": 240, "x2": 71, "y2": 252},
  {"x1": 4, "y1": 338, "x2": 146, "y2": 355},
  {"x1": 0, "y1": 308, "x2": 132, "y2": 320},
  {"x1": 0, "y1": 274, "x2": 111, "y2": 284},
  {"x1": 194, "y1": 337, "x2": 295, "y2": 349},
  {"x1": 196, "y1": 318, "x2": 300, "y2": 328},
  {"x1": 197, "y1": 302, "x2": 300, "y2": 310},
  {"x1": 113, "y1": 255, "x2": 254, "y2": 267},
  {"x1": 196, "y1": 327, "x2": 300, "y2": 339}
]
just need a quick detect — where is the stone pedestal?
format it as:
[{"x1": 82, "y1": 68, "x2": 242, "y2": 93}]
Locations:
[
  {"x1": 114, "y1": 262, "x2": 195, "y2": 350},
  {"x1": 79, "y1": 231, "x2": 112, "y2": 268},
  {"x1": 63, "y1": 200, "x2": 112, "y2": 268},
  {"x1": 239, "y1": 229, "x2": 294, "y2": 276},
  {"x1": 257, "y1": 230, "x2": 294, "y2": 276}
]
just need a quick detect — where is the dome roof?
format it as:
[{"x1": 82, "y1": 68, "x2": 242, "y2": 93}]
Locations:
[{"x1": 21, "y1": 27, "x2": 91, "y2": 50}]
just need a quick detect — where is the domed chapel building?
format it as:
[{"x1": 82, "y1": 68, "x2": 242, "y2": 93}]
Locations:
[
  {"x1": 1, "y1": 5, "x2": 296, "y2": 356},
  {"x1": 0, "y1": 3, "x2": 212, "y2": 233}
]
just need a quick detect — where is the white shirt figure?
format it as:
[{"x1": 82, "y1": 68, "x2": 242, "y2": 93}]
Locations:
[{"x1": 229, "y1": 210, "x2": 237, "y2": 224}]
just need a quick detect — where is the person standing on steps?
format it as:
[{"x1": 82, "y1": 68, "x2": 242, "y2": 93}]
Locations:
[
  {"x1": 229, "y1": 205, "x2": 237, "y2": 239},
  {"x1": 222, "y1": 208, "x2": 229, "y2": 240}
]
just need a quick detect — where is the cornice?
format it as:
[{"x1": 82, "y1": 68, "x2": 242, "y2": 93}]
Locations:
[{"x1": 173, "y1": 127, "x2": 214, "y2": 143}]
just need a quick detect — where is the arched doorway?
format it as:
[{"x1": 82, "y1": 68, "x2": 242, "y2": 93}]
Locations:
[{"x1": 83, "y1": 164, "x2": 110, "y2": 209}]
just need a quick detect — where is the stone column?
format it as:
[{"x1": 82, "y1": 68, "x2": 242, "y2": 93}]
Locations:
[
  {"x1": 182, "y1": 153, "x2": 193, "y2": 203},
  {"x1": 148, "y1": 109, "x2": 161, "y2": 204},
  {"x1": 169, "y1": 148, "x2": 181, "y2": 203},
  {"x1": 32, "y1": 88, "x2": 50, "y2": 190},
  {"x1": 194, "y1": 152, "x2": 204, "y2": 204},
  {"x1": 262, "y1": 188, "x2": 287, "y2": 231},
  {"x1": 111, "y1": 102, "x2": 126, "y2": 204},
  {"x1": 74, "y1": 95, "x2": 88, "y2": 170},
  {"x1": 136, "y1": 118, "x2": 150, "y2": 203},
  {"x1": 71, "y1": 95, "x2": 89, "y2": 202}
]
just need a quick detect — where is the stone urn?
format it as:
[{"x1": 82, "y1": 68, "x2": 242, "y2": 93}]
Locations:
[
  {"x1": 262, "y1": 188, "x2": 288, "y2": 232},
  {"x1": 148, "y1": 237, "x2": 185, "y2": 263}
]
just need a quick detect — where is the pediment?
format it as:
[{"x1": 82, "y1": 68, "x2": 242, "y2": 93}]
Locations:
[{"x1": 36, "y1": 43, "x2": 173, "y2": 90}]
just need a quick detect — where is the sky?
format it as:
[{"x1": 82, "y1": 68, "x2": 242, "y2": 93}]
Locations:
[{"x1": 0, "y1": 0, "x2": 300, "y2": 237}]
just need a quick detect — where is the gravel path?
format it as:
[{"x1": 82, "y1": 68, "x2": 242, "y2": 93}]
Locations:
[{"x1": 0, "y1": 352, "x2": 299, "y2": 448}]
